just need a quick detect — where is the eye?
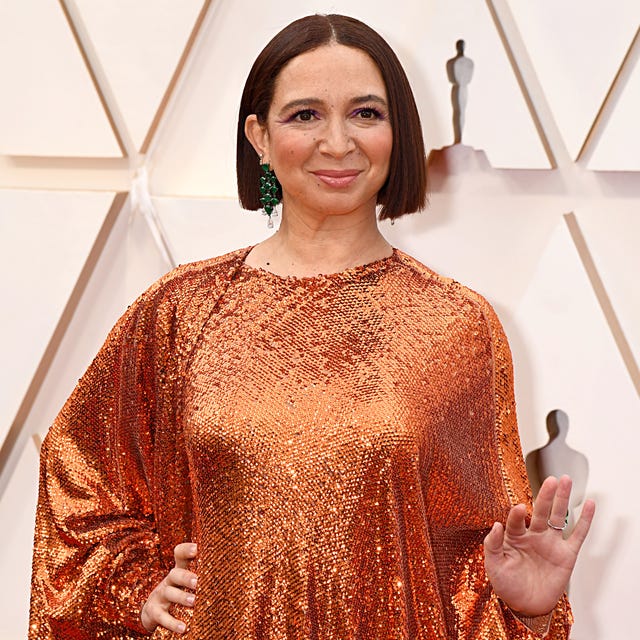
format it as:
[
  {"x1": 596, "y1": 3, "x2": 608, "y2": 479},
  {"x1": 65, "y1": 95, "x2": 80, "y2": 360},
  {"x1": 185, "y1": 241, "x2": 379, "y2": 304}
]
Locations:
[
  {"x1": 353, "y1": 107, "x2": 385, "y2": 120},
  {"x1": 290, "y1": 109, "x2": 317, "y2": 122}
]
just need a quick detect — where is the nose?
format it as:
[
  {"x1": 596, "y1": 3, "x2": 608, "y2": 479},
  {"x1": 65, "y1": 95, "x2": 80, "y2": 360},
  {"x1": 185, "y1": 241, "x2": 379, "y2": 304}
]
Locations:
[{"x1": 318, "y1": 118, "x2": 356, "y2": 158}]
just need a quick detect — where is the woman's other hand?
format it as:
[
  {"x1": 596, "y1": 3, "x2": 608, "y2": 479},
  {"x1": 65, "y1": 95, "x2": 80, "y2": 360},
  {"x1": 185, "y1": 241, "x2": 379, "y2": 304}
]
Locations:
[
  {"x1": 141, "y1": 542, "x2": 198, "y2": 634},
  {"x1": 484, "y1": 475, "x2": 595, "y2": 616}
]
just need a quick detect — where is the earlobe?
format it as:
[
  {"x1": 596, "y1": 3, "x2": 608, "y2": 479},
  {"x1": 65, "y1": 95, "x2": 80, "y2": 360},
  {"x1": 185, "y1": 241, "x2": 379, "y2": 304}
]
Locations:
[{"x1": 245, "y1": 115, "x2": 270, "y2": 162}]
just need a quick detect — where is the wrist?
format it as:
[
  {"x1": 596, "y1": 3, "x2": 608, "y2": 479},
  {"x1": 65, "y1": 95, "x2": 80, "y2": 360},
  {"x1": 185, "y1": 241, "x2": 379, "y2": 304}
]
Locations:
[{"x1": 508, "y1": 607, "x2": 553, "y2": 636}]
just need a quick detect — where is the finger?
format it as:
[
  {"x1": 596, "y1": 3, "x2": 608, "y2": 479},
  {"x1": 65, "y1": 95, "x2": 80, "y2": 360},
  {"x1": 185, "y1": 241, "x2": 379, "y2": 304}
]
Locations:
[
  {"x1": 142, "y1": 594, "x2": 188, "y2": 635},
  {"x1": 483, "y1": 521, "x2": 505, "y2": 561},
  {"x1": 504, "y1": 503, "x2": 528, "y2": 537},
  {"x1": 567, "y1": 498, "x2": 596, "y2": 552},
  {"x1": 153, "y1": 608, "x2": 187, "y2": 635},
  {"x1": 166, "y1": 567, "x2": 198, "y2": 590},
  {"x1": 162, "y1": 584, "x2": 197, "y2": 608},
  {"x1": 174, "y1": 542, "x2": 197, "y2": 569},
  {"x1": 547, "y1": 475, "x2": 572, "y2": 530},
  {"x1": 529, "y1": 476, "x2": 558, "y2": 532}
]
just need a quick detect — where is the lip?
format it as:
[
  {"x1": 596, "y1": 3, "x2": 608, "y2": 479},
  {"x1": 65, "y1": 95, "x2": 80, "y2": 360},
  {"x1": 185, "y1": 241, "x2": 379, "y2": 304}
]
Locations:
[{"x1": 311, "y1": 169, "x2": 361, "y2": 188}]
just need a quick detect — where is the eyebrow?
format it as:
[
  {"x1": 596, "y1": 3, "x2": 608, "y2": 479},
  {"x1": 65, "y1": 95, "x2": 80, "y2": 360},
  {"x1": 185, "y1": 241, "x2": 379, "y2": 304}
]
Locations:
[{"x1": 279, "y1": 94, "x2": 388, "y2": 113}]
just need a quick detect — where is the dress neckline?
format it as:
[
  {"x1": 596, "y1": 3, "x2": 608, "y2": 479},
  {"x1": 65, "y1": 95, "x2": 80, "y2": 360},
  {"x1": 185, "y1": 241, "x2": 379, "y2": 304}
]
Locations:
[{"x1": 239, "y1": 247, "x2": 399, "y2": 285}]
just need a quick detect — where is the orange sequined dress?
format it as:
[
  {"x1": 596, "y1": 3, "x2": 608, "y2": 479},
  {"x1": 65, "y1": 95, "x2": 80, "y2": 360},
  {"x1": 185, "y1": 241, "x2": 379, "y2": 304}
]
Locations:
[{"x1": 30, "y1": 247, "x2": 572, "y2": 639}]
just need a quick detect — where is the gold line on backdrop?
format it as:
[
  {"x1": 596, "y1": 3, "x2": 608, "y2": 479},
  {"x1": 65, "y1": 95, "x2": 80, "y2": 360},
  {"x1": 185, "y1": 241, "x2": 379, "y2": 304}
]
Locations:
[
  {"x1": 564, "y1": 211, "x2": 640, "y2": 397},
  {"x1": 0, "y1": 193, "x2": 128, "y2": 498},
  {"x1": 578, "y1": 26, "x2": 640, "y2": 165}
]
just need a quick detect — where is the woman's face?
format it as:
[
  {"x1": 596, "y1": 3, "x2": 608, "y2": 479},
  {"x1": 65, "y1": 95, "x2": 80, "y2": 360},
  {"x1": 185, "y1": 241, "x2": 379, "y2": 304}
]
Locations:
[{"x1": 247, "y1": 44, "x2": 393, "y2": 221}]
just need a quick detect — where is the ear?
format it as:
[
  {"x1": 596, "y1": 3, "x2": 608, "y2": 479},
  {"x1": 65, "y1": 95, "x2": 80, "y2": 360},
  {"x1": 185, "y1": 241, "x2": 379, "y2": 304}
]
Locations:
[{"x1": 244, "y1": 115, "x2": 270, "y2": 163}]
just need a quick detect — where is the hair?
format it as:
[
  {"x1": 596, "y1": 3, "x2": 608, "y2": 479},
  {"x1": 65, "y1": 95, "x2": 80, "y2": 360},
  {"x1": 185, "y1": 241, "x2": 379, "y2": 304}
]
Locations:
[{"x1": 236, "y1": 14, "x2": 427, "y2": 220}]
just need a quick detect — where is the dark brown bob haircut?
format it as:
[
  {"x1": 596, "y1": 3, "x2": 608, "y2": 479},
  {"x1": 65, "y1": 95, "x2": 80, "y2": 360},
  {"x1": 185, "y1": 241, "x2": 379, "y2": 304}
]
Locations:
[{"x1": 236, "y1": 14, "x2": 427, "y2": 220}]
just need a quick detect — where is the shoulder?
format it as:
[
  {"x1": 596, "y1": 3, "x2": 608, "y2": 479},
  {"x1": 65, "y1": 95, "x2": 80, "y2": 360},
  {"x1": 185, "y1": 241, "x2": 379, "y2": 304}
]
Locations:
[
  {"x1": 395, "y1": 250, "x2": 494, "y2": 313},
  {"x1": 394, "y1": 248, "x2": 513, "y2": 363},
  {"x1": 129, "y1": 247, "x2": 251, "y2": 314},
  {"x1": 109, "y1": 247, "x2": 251, "y2": 344},
  {"x1": 147, "y1": 246, "x2": 251, "y2": 299}
]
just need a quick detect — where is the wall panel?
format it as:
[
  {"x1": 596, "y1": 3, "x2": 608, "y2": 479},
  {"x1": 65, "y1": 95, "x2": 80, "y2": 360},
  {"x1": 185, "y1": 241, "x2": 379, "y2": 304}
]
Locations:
[{"x1": 1, "y1": 1, "x2": 638, "y2": 637}]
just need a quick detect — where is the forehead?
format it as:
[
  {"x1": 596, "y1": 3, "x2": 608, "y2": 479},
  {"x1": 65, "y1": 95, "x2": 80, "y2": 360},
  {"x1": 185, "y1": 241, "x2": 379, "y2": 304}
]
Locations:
[{"x1": 272, "y1": 44, "x2": 387, "y2": 103}]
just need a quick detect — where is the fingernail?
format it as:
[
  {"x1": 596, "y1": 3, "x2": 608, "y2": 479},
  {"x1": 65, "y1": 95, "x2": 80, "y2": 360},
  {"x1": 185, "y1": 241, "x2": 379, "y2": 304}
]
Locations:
[
  {"x1": 186, "y1": 594, "x2": 195, "y2": 605},
  {"x1": 190, "y1": 543, "x2": 197, "y2": 556},
  {"x1": 190, "y1": 577, "x2": 198, "y2": 588},
  {"x1": 177, "y1": 622, "x2": 186, "y2": 634}
]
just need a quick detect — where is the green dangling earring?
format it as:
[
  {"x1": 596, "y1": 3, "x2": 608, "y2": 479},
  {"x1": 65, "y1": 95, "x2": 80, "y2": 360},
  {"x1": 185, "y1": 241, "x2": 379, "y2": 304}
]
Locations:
[{"x1": 259, "y1": 158, "x2": 280, "y2": 228}]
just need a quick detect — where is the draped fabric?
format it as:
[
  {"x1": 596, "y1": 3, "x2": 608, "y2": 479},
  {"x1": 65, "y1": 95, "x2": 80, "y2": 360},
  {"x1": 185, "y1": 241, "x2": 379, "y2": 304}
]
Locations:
[{"x1": 30, "y1": 247, "x2": 571, "y2": 639}]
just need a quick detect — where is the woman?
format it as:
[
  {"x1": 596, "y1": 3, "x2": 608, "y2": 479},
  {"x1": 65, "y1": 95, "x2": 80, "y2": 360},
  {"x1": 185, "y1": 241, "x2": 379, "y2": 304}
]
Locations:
[{"x1": 30, "y1": 14, "x2": 594, "y2": 639}]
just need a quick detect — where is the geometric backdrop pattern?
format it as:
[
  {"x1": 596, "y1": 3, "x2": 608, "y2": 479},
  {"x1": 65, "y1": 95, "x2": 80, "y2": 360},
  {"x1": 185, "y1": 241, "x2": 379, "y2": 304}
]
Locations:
[{"x1": 1, "y1": 1, "x2": 638, "y2": 638}]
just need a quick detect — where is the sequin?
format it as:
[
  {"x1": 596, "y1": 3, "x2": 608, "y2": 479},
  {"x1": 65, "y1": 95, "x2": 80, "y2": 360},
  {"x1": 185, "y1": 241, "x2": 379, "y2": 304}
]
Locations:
[{"x1": 30, "y1": 247, "x2": 572, "y2": 639}]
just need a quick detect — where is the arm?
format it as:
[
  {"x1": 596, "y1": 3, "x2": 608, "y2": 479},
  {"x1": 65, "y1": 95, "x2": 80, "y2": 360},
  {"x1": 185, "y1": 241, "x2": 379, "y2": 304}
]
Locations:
[
  {"x1": 474, "y1": 295, "x2": 593, "y2": 638},
  {"x1": 29, "y1": 287, "x2": 180, "y2": 638},
  {"x1": 29, "y1": 251, "x2": 248, "y2": 638},
  {"x1": 426, "y1": 288, "x2": 584, "y2": 639}
]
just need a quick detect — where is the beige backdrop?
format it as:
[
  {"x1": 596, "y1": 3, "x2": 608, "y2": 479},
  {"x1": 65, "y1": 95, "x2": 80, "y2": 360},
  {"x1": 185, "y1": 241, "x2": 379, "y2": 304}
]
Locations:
[{"x1": 1, "y1": 1, "x2": 639, "y2": 638}]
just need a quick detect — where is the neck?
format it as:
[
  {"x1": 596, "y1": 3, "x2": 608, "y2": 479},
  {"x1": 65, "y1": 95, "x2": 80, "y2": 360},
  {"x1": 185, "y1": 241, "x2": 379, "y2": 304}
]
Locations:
[{"x1": 246, "y1": 204, "x2": 392, "y2": 278}]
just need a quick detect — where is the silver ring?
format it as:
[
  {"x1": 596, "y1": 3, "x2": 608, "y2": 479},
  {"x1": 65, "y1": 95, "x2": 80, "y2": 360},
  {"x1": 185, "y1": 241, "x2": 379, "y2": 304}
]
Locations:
[{"x1": 547, "y1": 518, "x2": 567, "y2": 531}]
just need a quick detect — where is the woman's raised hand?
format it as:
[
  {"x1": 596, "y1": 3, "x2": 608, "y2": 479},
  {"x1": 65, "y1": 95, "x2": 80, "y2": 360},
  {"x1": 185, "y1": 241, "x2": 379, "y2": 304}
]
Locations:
[
  {"x1": 484, "y1": 475, "x2": 595, "y2": 616},
  {"x1": 141, "y1": 542, "x2": 198, "y2": 635}
]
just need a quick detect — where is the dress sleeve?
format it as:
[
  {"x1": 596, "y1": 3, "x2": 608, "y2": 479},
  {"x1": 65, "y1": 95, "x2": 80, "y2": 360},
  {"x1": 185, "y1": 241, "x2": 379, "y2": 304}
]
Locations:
[
  {"x1": 426, "y1": 286, "x2": 573, "y2": 639},
  {"x1": 477, "y1": 297, "x2": 572, "y2": 639},
  {"x1": 29, "y1": 287, "x2": 174, "y2": 639}
]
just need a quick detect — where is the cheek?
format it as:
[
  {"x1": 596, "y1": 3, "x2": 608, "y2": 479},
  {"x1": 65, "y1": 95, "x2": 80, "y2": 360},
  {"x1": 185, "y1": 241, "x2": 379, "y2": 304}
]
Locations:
[
  {"x1": 365, "y1": 129, "x2": 393, "y2": 164},
  {"x1": 271, "y1": 133, "x2": 315, "y2": 165}
]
